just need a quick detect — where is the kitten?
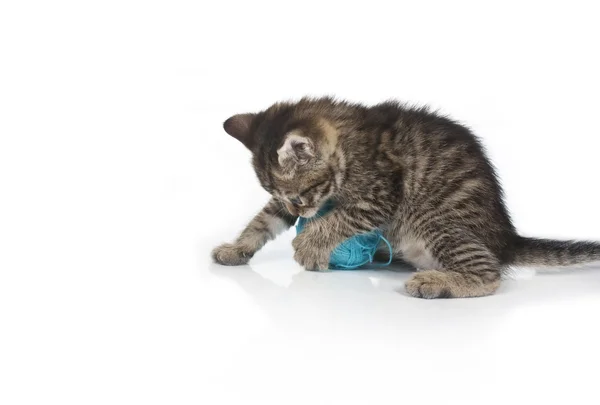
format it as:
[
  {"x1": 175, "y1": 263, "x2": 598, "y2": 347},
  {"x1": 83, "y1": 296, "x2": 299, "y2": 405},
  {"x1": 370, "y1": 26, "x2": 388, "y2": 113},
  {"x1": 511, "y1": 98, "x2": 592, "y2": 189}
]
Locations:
[{"x1": 212, "y1": 97, "x2": 600, "y2": 299}]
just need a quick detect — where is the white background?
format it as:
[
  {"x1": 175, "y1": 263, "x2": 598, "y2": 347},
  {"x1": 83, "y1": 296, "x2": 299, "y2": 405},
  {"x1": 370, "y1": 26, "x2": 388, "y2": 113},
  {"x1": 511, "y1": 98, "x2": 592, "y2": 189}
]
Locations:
[{"x1": 1, "y1": 1, "x2": 600, "y2": 404}]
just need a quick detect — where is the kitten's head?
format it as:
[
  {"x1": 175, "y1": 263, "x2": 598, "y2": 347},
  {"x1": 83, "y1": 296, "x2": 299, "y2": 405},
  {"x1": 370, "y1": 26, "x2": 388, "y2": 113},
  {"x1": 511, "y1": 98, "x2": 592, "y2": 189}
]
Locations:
[{"x1": 223, "y1": 103, "x2": 340, "y2": 218}]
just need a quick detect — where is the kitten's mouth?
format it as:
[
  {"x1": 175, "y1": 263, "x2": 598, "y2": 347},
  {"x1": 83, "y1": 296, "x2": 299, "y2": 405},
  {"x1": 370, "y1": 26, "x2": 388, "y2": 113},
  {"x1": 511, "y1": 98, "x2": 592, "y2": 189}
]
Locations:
[
  {"x1": 284, "y1": 202, "x2": 318, "y2": 218},
  {"x1": 298, "y1": 207, "x2": 318, "y2": 218}
]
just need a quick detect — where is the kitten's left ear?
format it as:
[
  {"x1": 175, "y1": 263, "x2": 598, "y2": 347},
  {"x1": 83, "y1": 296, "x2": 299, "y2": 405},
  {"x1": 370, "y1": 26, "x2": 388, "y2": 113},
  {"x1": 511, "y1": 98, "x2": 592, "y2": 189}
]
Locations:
[{"x1": 277, "y1": 132, "x2": 315, "y2": 166}]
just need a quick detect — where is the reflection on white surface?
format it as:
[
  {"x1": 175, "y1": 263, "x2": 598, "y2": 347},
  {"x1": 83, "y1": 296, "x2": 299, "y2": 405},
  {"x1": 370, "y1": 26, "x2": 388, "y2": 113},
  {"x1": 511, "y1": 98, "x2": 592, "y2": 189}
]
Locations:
[{"x1": 204, "y1": 255, "x2": 600, "y2": 405}]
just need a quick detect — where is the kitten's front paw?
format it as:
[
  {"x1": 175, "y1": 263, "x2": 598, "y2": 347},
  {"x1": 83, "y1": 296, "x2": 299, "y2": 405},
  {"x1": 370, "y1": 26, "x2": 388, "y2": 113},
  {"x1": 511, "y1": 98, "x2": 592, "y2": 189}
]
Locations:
[
  {"x1": 292, "y1": 234, "x2": 330, "y2": 271},
  {"x1": 211, "y1": 243, "x2": 253, "y2": 266}
]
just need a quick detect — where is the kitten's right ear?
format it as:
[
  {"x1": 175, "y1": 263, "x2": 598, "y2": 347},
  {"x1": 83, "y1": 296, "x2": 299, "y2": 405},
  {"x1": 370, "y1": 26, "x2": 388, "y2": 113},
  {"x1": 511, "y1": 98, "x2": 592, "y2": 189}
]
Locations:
[{"x1": 223, "y1": 113, "x2": 256, "y2": 149}]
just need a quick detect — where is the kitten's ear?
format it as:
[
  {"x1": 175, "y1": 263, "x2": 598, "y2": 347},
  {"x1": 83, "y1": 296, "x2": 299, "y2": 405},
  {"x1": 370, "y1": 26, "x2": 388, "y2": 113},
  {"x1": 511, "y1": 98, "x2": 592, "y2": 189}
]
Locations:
[
  {"x1": 223, "y1": 113, "x2": 256, "y2": 149},
  {"x1": 277, "y1": 132, "x2": 315, "y2": 166}
]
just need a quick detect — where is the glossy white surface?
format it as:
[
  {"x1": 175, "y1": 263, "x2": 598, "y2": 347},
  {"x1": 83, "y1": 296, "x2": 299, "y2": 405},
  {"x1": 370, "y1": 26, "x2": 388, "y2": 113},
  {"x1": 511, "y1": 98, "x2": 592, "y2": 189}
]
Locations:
[{"x1": 2, "y1": 1, "x2": 600, "y2": 404}]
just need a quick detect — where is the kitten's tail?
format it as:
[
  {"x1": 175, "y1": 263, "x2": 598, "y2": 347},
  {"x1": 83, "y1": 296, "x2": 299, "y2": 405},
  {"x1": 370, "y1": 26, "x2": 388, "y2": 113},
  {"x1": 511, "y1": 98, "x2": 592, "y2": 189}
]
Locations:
[{"x1": 509, "y1": 235, "x2": 600, "y2": 267}]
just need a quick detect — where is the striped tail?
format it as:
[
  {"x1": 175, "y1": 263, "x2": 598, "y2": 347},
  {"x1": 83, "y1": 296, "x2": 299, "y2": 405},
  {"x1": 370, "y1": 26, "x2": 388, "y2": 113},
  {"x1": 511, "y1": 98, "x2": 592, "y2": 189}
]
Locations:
[{"x1": 510, "y1": 236, "x2": 600, "y2": 267}]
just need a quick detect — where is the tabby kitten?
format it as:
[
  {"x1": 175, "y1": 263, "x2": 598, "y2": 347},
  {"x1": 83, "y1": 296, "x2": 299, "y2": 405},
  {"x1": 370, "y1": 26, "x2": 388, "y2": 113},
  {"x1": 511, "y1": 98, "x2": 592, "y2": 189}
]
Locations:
[{"x1": 212, "y1": 97, "x2": 600, "y2": 299}]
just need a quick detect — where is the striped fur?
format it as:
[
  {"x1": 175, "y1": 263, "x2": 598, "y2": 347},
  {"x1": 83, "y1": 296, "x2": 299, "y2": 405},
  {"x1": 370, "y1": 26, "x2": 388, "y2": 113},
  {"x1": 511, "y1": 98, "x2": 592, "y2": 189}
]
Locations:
[
  {"x1": 212, "y1": 97, "x2": 600, "y2": 299},
  {"x1": 212, "y1": 198, "x2": 296, "y2": 266}
]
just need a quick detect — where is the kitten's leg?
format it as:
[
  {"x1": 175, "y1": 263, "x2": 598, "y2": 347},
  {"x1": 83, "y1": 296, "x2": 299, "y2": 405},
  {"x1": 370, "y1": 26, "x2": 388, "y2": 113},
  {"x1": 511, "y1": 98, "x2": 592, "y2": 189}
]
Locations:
[
  {"x1": 404, "y1": 229, "x2": 502, "y2": 298},
  {"x1": 293, "y1": 205, "x2": 390, "y2": 270},
  {"x1": 212, "y1": 198, "x2": 297, "y2": 266}
]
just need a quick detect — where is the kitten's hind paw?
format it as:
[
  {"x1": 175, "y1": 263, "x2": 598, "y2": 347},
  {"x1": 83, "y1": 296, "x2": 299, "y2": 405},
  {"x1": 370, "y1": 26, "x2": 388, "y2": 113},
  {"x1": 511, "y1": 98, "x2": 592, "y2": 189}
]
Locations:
[
  {"x1": 405, "y1": 270, "x2": 456, "y2": 299},
  {"x1": 405, "y1": 269, "x2": 500, "y2": 299}
]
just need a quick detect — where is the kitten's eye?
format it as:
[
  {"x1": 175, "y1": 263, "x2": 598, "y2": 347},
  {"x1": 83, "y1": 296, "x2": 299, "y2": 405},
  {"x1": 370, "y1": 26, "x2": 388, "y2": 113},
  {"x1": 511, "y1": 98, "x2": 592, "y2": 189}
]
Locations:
[{"x1": 289, "y1": 197, "x2": 304, "y2": 206}]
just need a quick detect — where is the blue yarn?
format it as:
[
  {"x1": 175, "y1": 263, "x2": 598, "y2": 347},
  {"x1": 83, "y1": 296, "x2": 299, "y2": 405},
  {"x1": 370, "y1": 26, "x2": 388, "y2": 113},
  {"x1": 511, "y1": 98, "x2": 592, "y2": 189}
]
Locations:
[{"x1": 295, "y1": 201, "x2": 393, "y2": 270}]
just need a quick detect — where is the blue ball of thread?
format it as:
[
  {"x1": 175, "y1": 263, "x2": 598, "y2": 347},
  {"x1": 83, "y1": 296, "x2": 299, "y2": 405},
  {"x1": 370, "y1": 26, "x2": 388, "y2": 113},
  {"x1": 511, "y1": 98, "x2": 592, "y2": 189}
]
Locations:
[{"x1": 295, "y1": 202, "x2": 393, "y2": 270}]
